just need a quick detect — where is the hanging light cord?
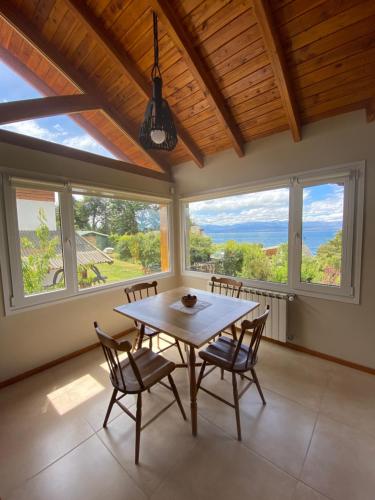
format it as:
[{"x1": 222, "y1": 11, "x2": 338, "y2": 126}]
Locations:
[{"x1": 152, "y1": 12, "x2": 161, "y2": 79}]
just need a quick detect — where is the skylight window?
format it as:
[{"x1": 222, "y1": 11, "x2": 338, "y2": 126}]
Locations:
[{"x1": 0, "y1": 61, "x2": 114, "y2": 158}]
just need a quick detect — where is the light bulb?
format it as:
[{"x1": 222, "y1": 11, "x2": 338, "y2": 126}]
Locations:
[{"x1": 150, "y1": 129, "x2": 166, "y2": 144}]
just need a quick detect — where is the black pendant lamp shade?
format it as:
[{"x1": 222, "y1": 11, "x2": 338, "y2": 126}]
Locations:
[{"x1": 139, "y1": 13, "x2": 178, "y2": 151}]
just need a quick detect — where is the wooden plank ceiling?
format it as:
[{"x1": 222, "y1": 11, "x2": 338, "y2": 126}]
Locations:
[{"x1": 0, "y1": 0, "x2": 374, "y2": 176}]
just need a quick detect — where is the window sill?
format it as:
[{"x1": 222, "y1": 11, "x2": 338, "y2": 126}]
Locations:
[
  {"x1": 181, "y1": 270, "x2": 359, "y2": 304},
  {"x1": 3, "y1": 271, "x2": 175, "y2": 316}
]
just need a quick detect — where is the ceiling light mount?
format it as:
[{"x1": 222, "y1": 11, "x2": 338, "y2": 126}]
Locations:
[{"x1": 139, "y1": 12, "x2": 177, "y2": 151}]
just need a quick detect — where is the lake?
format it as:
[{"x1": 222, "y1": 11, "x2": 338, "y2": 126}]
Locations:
[{"x1": 201, "y1": 221, "x2": 342, "y2": 255}]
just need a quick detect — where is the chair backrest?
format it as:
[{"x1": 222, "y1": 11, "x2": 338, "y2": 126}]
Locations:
[
  {"x1": 124, "y1": 281, "x2": 158, "y2": 328},
  {"x1": 210, "y1": 276, "x2": 243, "y2": 298},
  {"x1": 94, "y1": 322, "x2": 144, "y2": 392},
  {"x1": 232, "y1": 306, "x2": 270, "y2": 369}
]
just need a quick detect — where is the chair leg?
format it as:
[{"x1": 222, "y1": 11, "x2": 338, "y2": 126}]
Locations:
[
  {"x1": 220, "y1": 368, "x2": 224, "y2": 380},
  {"x1": 196, "y1": 361, "x2": 207, "y2": 394},
  {"x1": 135, "y1": 393, "x2": 142, "y2": 465},
  {"x1": 176, "y1": 340, "x2": 185, "y2": 363},
  {"x1": 168, "y1": 374, "x2": 187, "y2": 420},
  {"x1": 232, "y1": 372, "x2": 242, "y2": 441},
  {"x1": 251, "y1": 368, "x2": 266, "y2": 405},
  {"x1": 103, "y1": 388, "x2": 118, "y2": 428},
  {"x1": 149, "y1": 336, "x2": 153, "y2": 350},
  {"x1": 157, "y1": 334, "x2": 161, "y2": 350}
]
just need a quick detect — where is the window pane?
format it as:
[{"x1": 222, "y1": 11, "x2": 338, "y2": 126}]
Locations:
[
  {"x1": 73, "y1": 195, "x2": 169, "y2": 289},
  {"x1": 186, "y1": 188, "x2": 289, "y2": 283},
  {"x1": 301, "y1": 183, "x2": 344, "y2": 286},
  {"x1": 15, "y1": 188, "x2": 65, "y2": 296}
]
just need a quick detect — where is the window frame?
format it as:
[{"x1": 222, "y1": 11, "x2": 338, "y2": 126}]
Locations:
[
  {"x1": 0, "y1": 172, "x2": 174, "y2": 315},
  {"x1": 180, "y1": 162, "x2": 365, "y2": 303}
]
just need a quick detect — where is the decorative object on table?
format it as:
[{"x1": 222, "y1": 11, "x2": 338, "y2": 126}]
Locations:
[
  {"x1": 139, "y1": 12, "x2": 177, "y2": 151},
  {"x1": 170, "y1": 299, "x2": 211, "y2": 315},
  {"x1": 181, "y1": 294, "x2": 197, "y2": 308}
]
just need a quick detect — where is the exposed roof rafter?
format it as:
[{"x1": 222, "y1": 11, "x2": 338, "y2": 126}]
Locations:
[
  {"x1": 149, "y1": 0, "x2": 245, "y2": 158},
  {"x1": 252, "y1": 0, "x2": 301, "y2": 142},
  {"x1": 0, "y1": 128, "x2": 171, "y2": 181},
  {"x1": 0, "y1": 94, "x2": 101, "y2": 125},
  {"x1": 64, "y1": 0, "x2": 204, "y2": 168},
  {"x1": 0, "y1": 1, "x2": 170, "y2": 174}
]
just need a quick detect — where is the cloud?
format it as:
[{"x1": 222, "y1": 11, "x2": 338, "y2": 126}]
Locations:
[
  {"x1": 189, "y1": 185, "x2": 345, "y2": 226},
  {"x1": 0, "y1": 119, "x2": 114, "y2": 158},
  {"x1": 189, "y1": 188, "x2": 290, "y2": 225},
  {"x1": 0, "y1": 119, "x2": 60, "y2": 141}
]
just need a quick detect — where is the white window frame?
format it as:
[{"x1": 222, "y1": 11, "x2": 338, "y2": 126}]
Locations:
[
  {"x1": 0, "y1": 172, "x2": 174, "y2": 315},
  {"x1": 180, "y1": 162, "x2": 365, "y2": 303}
]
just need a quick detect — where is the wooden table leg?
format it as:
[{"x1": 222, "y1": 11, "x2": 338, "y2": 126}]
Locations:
[
  {"x1": 188, "y1": 345, "x2": 198, "y2": 436},
  {"x1": 231, "y1": 323, "x2": 238, "y2": 341},
  {"x1": 137, "y1": 323, "x2": 145, "y2": 350}
]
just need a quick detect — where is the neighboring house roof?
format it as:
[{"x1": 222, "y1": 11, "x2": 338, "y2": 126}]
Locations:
[
  {"x1": 77, "y1": 230, "x2": 109, "y2": 237},
  {"x1": 19, "y1": 231, "x2": 113, "y2": 270}
]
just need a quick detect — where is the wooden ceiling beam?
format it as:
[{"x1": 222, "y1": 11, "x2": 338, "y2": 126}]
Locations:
[
  {"x1": 0, "y1": 129, "x2": 171, "y2": 181},
  {"x1": 0, "y1": 2, "x2": 170, "y2": 174},
  {"x1": 366, "y1": 98, "x2": 375, "y2": 122},
  {"x1": 252, "y1": 0, "x2": 301, "y2": 142},
  {"x1": 64, "y1": 0, "x2": 204, "y2": 168},
  {"x1": 149, "y1": 0, "x2": 245, "y2": 158},
  {"x1": 0, "y1": 94, "x2": 101, "y2": 125}
]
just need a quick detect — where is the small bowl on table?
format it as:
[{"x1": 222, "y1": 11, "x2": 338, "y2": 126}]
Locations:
[{"x1": 181, "y1": 294, "x2": 197, "y2": 308}]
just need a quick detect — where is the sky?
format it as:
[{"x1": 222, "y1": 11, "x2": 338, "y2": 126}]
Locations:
[
  {"x1": 189, "y1": 184, "x2": 344, "y2": 226},
  {"x1": 0, "y1": 61, "x2": 114, "y2": 158}
]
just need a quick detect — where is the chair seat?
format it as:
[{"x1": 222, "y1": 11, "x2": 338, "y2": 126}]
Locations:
[
  {"x1": 114, "y1": 348, "x2": 175, "y2": 393},
  {"x1": 199, "y1": 336, "x2": 253, "y2": 372}
]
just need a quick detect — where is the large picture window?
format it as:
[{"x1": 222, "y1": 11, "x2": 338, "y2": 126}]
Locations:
[
  {"x1": 0, "y1": 176, "x2": 171, "y2": 312},
  {"x1": 182, "y1": 163, "x2": 364, "y2": 302},
  {"x1": 72, "y1": 193, "x2": 170, "y2": 290},
  {"x1": 185, "y1": 187, "x2": 290, "y2": 284}
]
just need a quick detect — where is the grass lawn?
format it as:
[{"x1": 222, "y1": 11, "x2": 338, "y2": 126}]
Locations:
[{"x1": 95, "y1": 257, "x2": 144, "y2": 284}]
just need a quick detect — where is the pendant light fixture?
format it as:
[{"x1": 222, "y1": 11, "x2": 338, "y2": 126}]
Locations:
[{"x1": 139, "y1": 12, "x2": 178, "y2": 151}]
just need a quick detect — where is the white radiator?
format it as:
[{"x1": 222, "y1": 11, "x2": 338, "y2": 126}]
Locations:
[{"x1": 206, "y1": 282, "x2": 294, "y2": 343}]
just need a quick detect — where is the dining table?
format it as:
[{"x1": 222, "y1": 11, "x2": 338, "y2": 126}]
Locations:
[{"x1": 114, "y1": 286, "x2": 259, "y2": 436}]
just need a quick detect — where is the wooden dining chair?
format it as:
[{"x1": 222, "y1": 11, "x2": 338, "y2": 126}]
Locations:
[
  {"x1": 209, "y1": 276, "x2": 244, "y2": 356},
  {"x1": 196, "y1": 307, "x2": 270, "y2": 441},
  {"x1": 94, "y1": 322, "x2": 186, "y2": 464},
  {"x1": 210, "y1": 276, "x2": 243, "y2": 299},
  {"x1": 124, "y1": 281, "x2": 185, "y2": 363}
]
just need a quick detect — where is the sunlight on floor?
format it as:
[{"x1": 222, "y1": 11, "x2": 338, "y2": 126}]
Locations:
[{"x1": 47, "y1": 374, "x2": 105, "y2": 415}]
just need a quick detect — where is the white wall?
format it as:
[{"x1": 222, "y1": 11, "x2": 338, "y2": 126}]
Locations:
[
  {"x1": 0, "y1": 142, "x2": 178, "y2": 381},
  {"x1": 16, "y1": 199, "x2": 57, "y2": 230},
  {"x1": 174, "y1": 110, "x2": 375, "y2": 369}
]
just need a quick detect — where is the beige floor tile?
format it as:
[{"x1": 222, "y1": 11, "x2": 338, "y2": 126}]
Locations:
[
  {"x1": 97, "y1": 383, "x2": 192, "y2": 496},
  {"x1": 256, "y1": 342, "x2": 332, "y2": 410},
  {"x1": 301, "y1": 415, "x2": 375, "y2": 500},
  {"x1": 196, "y1": 370, "x2": 317, "y2": 477},
  {"x1": 320, "y1": 364, "x2": 375, "y2": 437},
  {"x1": 0, "y1": 375, "x2": 95, "y2": 497},
  {"x1": 292, "y1": 482, "x2": 330, "y2": 500},
  {"x1": 151, "y1": 417, "x2": 297, "y2": 500},
  {"x1": 6, "y1": 434, "x2": 146, "y2": 500}
]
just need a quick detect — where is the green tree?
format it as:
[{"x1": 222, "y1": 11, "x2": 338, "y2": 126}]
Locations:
[
  {"x1": 222, "y1": 240, "x2": 245, "y2": 277},
  {"x1": 241, "y1": 243, "x2": 271, "y2": 281},
  {"x1": 189, "y1": 232, "x2": 214, "y2": 264},
  {"x1": 21, "y1": 210, "x2": 59, "y2": 294},
  {"x1": 138, "y1": 232, "x2": 161, "y2": 272},
  {"x1": 270, "y1": 243, "x2": 288, "y2": 283}
]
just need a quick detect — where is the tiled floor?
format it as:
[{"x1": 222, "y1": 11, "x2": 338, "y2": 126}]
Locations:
[{"x1": 1, "y1": 336, "x2": 375, "y2": 500}]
